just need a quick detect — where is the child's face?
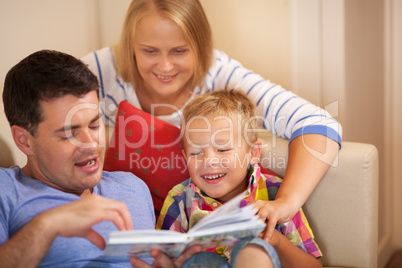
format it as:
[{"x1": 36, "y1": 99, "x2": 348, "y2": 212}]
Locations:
[{"x1": 183, "y1": 113, "x2": 261, "y2": 203}]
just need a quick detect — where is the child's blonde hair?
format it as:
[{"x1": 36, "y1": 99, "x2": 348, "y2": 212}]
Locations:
[{"x1": 182, "y1": 90, "x2": 260, "y2": 144}]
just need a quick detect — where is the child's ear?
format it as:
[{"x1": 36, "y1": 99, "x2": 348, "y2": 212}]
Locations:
[
  {"x1": 250, "y1": 140, "x2": 262, "y2": 165},
  {"x1": 11, "y1": 125, "x2": 34, "y2": 156}
]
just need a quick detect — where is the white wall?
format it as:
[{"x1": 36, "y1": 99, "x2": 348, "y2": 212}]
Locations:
[
  {"x1": 0, "y1": 0, "x2": 101, "y2": 84},
  {"x1": 0, "y1": 0, "x2": 103, "y2": 166},
  {"x1": 288, "y1": 1, "x2": 400, "y2": 267},
  {"x1": 385, "y1": 0, "x2": 402, "y2": 261},
  {"x1": 202, "y1": 0, "x2": 290, "y2": 90}
]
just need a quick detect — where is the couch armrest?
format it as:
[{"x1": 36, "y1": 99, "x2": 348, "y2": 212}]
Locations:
[{"x1": 258, "y1": 131, "x2": 379, "y2": 268}]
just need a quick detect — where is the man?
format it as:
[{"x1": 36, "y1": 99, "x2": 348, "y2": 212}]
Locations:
[{"x1": 0, "y1": 50, "x2": 200, "y2": 267}]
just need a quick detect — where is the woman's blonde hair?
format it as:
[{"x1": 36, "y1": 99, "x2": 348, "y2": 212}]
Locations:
[
  {"x1": 114, "y1": 0, "x2": 213, "y2": 91},
  {"x1": 182, "y1": 90, "x2": 260, "y2": 144}
]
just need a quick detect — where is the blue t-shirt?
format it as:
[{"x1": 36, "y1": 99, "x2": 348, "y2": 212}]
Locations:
[{"x1": 0, "y1": 166, "x2": 155, "y2": 267}]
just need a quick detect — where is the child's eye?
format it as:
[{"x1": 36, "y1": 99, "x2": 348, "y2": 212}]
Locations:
[{"x1": 217, "y1": 149, "x2": 230, "y2": 153}]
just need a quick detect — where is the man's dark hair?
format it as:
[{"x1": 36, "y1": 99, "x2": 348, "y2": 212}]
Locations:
[{"x1": 3, "y1": 50, "x2": 99, "y2": 136}]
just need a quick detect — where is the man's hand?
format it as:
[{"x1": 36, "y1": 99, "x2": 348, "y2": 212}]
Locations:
[
  {"x1": 0, "y1": 194, "x2": 133, "y2": 268},
  {"x1": 129, "y1": 246, "x2": 202, "y2": 268},
  {"x1": 42, "y1": 194, "x2": 133, "y2": 249}
]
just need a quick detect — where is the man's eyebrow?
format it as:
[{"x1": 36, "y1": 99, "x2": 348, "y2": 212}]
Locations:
[{"x1": 54, "y1": 113, "x2": 102, "y2": 133}]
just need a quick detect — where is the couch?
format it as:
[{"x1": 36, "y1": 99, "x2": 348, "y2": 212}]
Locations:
[
  {"x1": 0, "y1": 90, "x2": 379, "y2": 267},
  {"x1": 258, "y1": 131, "x2": 378, "y2": 268}
]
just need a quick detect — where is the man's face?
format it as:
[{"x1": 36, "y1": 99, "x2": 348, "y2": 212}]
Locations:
[{"x1": 25, "y1": 91, "x2": 106, "y2": 195}]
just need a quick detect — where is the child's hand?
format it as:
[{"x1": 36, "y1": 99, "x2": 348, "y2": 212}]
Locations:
[{"x1": 251, "y1": 199, "x2": 295, "y2": 243}]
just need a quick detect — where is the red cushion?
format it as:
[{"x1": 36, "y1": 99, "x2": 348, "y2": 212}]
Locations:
[{"x1": 103, "y1": 101, "x2": 189, "y2": 217}]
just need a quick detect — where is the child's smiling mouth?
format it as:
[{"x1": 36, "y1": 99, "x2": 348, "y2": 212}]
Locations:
[{"x1": 202, "y1": 173, "x2": 226, "y2": 180}]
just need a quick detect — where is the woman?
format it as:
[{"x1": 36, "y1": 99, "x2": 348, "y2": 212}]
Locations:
[{"x1": 81, "y1": 0, "x2": 341, "y2": 244}]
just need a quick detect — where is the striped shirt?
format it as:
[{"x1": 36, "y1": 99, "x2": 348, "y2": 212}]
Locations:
[
  {"x1": 81, "y1": 47, "x2": 342, "y2": 145},
  {"x1": 156, "y1": 164, "x2": 322, "y2": 260}
]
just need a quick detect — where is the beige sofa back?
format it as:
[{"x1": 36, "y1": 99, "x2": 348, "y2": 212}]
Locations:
[{"x1": 259, "y1": 131, "x2": 379, "y2": 267}]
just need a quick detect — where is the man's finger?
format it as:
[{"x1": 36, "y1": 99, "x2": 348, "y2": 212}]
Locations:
[
  {"x1": 96, "y1": 197, "x2": 133, "y2": 230},
  {"x1": 130, "y1": 256, "x2": 152, "y2": 268},
  {"x1": 150, "y1": 249, "x2": 175, "y2": 268},
  {"x1": 85, "y1": 229, "x2": 106, "y2": 250},
  {"x1": 174, "y1": 245, "x2": 202, "y2": 267}
]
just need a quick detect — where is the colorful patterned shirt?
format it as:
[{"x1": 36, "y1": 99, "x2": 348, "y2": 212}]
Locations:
[{"x1": 156, "y1": 164, "x2": 322, "y2": 260}]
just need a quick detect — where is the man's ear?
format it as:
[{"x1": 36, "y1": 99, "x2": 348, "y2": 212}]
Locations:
[
  {"x1": 11, "y1": 125, "x2": 34, "y2": 156},
  {"x1": 250, "y1": 140, "x2": 262, "y2": 164}
]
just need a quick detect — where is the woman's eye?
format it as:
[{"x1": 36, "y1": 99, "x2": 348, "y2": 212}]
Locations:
[
  {"x1": 190, "y1": 151, "x2": 202, "y2": 156},
  {"x1": 173, "y1": 48, "x2": 187, "y2": 54},
  {"x1": 144, "y1": 49, "x2": 156, "y2": 54}
]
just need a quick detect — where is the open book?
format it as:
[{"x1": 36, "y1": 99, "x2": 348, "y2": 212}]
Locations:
[{"x1": 103, "y1": 193, "x2": 266, "y2": 259}]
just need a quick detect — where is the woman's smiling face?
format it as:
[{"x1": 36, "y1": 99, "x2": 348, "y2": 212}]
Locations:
[{"x1": 133, "y1": 12, "x2": 195, "y2": 100}]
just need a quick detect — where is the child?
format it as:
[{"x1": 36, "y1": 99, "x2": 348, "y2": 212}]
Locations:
[{"x1": 156, "y1": 90, "x2": 322, "y2": 268}]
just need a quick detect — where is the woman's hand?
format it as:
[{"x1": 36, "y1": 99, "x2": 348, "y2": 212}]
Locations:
[
  {"x1": 256, "y1": 135, "x2": 339, "y2": 241},
  {"x1": 251, "y1": 199, "x2": 294, "y2": 243},
  {"x1": 129, "y1": 245, "x2": 202, "y2": 268}
]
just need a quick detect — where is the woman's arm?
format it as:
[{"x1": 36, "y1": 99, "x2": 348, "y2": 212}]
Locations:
[
  {"x1": 208, "y1": 50, "x2": 341, "y2": 240},
  {"x1": 278, "y1": 134, "x2": 340, "y2": 218},
  {"x1": 208, "y1": 50, "x2": 342, "y2": 144},
  {"x1": 252, "y1": 134, "x2": 339, "y2": 242}
]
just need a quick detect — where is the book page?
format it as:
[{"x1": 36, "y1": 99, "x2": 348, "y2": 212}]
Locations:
[
  {"x1": 190, "y1": 193, "x2": 256, "y2": 232},
  {"x1": 188, "y1": 215, "x2": 265, "y2": 249}
]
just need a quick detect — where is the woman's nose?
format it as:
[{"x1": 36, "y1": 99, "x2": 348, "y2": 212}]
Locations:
[{"x1": 160, "y1": 55, "x2": 174, "y2": 72}]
